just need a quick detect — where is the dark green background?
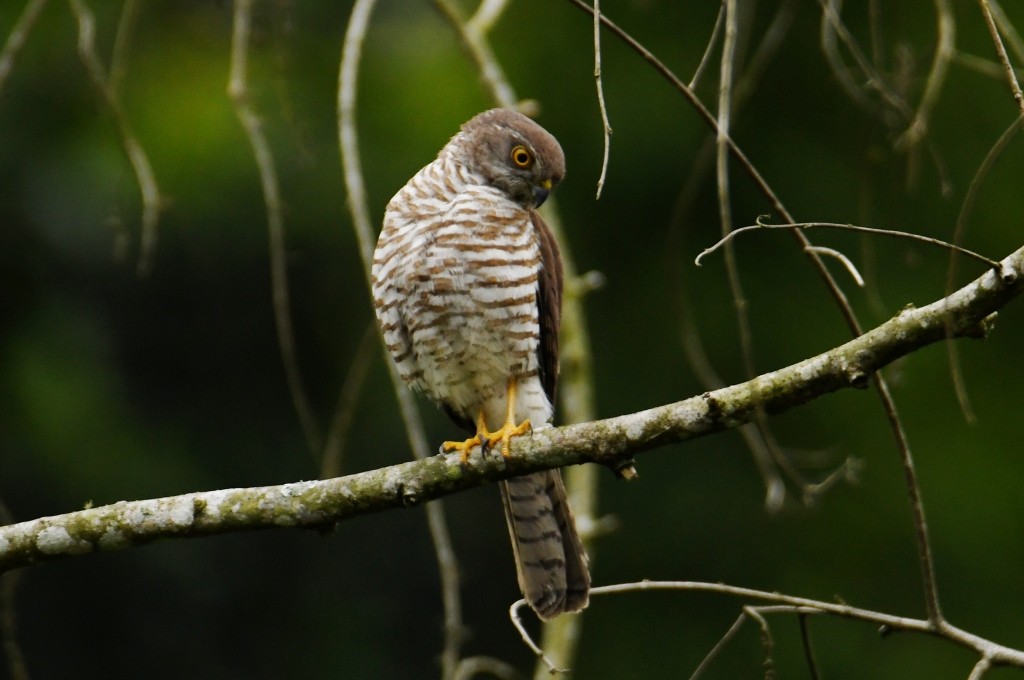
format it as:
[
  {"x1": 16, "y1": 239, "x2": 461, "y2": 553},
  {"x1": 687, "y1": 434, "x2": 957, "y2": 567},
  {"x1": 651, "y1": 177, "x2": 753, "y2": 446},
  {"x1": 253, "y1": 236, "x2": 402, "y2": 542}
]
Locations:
[{"x1": 2, "y1": 2, "x2": 1023, "y2": 678}]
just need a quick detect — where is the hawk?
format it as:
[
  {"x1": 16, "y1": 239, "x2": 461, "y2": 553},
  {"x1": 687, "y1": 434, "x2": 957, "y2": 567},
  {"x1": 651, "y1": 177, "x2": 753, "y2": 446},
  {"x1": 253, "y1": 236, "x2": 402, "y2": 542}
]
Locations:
[{"x1": 370, "y1": 109, "x2": 590, "y2": 619}]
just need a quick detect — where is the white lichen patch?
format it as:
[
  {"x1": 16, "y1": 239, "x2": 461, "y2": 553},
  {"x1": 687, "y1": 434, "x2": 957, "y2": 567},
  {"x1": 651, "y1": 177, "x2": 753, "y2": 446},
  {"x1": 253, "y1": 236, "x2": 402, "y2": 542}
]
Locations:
[
  {"x1": 36, "y1": 526, "x2": 92, "y2": 556},
  {"x1": 280, "y1": 480, "x2": 316, "y2": 498},
  {"x1": 798, "y1": 355, "x2": 828, "y2": 381},
  {"x1": 625, "y1": 417, "x2": 644, "y2": 442},
  {"x1": 197, "y1": 489, "x2": 237, "y2": 522},
  {"x1": 98, "y1": 528, "x2": 128, "y2": 550},
  {"x1": 166, "y1": 499, "x2": 194, "y2": 528},
  {"x1": 0, "y1": 535, "x2": 8, "y2": 555},
  {"x1": 381, "y1": 465, "x2": 408, "y2": 496}
]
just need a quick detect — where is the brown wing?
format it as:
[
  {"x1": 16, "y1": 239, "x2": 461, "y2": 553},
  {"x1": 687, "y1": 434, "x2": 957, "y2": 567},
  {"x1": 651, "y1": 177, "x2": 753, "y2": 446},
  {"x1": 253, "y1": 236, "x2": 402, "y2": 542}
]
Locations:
[{"x1": 532, "y1": 210, "x2": 563, "y2": 405}]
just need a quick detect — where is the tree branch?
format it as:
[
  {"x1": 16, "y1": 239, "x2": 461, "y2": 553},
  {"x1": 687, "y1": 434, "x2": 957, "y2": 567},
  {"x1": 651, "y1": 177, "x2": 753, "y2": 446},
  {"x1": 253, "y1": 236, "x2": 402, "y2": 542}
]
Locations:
[{"x1": 1, "y1": 244, "x2": 1021, "y2": 573}]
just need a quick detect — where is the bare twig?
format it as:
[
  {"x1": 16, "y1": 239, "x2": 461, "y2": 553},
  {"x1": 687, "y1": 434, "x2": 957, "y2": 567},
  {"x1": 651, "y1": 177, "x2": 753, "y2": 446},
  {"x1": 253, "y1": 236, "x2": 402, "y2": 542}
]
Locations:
[
  {"x1": 968, "y1": 655, "x2": 994, "y2": 680},
  {"x1": 798, "y1": 613, "x2": 822, "y2": 680},
  {"x1": 696, "y1": 220, "x2": 1005, "y2": 273},
  {"x1": 432, "y1": 0, "x2": 517, "y2": 109},
  {"x1": 466, "y1": 0, "x2": 510, "y2": 38},
  {"x1": 68, "y1": 0, "x2": 162, "y2": 276},
  {"x1": 592, "y1": 0, "x2": 612, "y2": 199},
  {"x1": 0, "y1": 0, "x2": 48, "y2": 99},
  {"x1": 988, "y1": 0, "x2": 1024, "y2": 64},
  {"x1": 228, "y1": 0, "x2": 323, "y2": 460},
  {"x1": 689, "y1": 611, "x2": 747, "y2": 680},
  {"x1": 804, "y1": 245, "x2": 866, "y2": 287},
  {"x1": 896, "y1": 0, "x2": 954, "y2": 149},
  {"x1": 745, "y1": 606, "x2": 776, "y2": 678},
  {"x1": 509, "y1": 600, "x2": 570, "y2": 675},
  {"x1": 587, "y1": 581, "x2": 1024, "y2": 667},
  {"x1": 817, "y1": 0, "x2": 953, "y2": 194},
  {"x1": 952, "y1": 50, "x2": 1024, "y2": 80},
  {"x1": 453, "y1": 655, "x2": 523, "y2": 680},
  {"x1": 337, "y1": 2, "x2": 464, "y2": 677},
  {"x1": 109, "y1": 0, "x2": 139, "y2": 100},
  {"x1": 944, "y1": 114, "x2": 1024, "y2": 422},
  {"x1": 688, "y1": 4, "x2": 724, "y2": 91},
  {"x1": 978, "y1": 0, "x2": 1024, "y2": 114}
]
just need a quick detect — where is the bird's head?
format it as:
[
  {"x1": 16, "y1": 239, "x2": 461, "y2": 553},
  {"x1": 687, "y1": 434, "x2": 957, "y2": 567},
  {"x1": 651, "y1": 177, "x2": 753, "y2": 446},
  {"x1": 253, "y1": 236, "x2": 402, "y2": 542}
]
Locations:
[{"x1": 456, "y1": 109, "x2": 565, "y2": 209}]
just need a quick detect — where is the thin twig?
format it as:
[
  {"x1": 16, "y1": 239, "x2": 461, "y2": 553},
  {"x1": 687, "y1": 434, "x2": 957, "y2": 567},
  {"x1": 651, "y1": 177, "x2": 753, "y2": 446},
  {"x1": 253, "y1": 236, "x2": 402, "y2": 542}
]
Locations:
[
  {"x1": 696, "y1": 220, "x2": 1004, "y2": 273},
  {"x1": 688, "y1": 4, "x2": 724, "y2": 91},
  {"x1": 585, "y1": 582, "x2": 1022, "y2": 665},
  {"x1": 432, "y1": 0, "x2": 517, "y2": 109},
  {"x1": 804, "y1": 245, "x2": 866, "y2": 287},
  {"x1": 819, "y1": 0, "x2": 915, "y2": 120},
  {"x1": 716, "y1": 0, "x2": 755, "y2": 389},
  {"x1": 0, "y1": 0, "x2": 48, "y2": 99},
  {"x1": 509, "y1": 601, "x2": 569, "y2": 675},
  {"x1": 798, "y1": 613, "x2": 822, "y2": 680},
  {"x1": 337, "y1": 2, "x2": 464, "y2": 677},
  {"x1": 516, "y1": 579, "x2": 1024, "y2": 671},
  {"x1": 896, "y1": 0, "x2": 954, "y2": 149},
  {"x1": 68, "y1": 0, "x2": 162, "y2": 276},
  {"x1": 108, "y1": 0, "x2": 139, "y2": 100},
  {"x1": 951, "y1": 50, "x2": 1024, "y2": 80},
  {"x1": 466, "y1": 0, "x2": 510, "y2": 40},
  {"x1": 744, "y1": 606, "x2": 776, "y2": 678},
  {"x1": 988, "y1": 0, "x2": 1024, "y2": 65},
  {"x1": 228, "y1": 0, "x2": 323, "y2": 460},
  {"x1": 943, "y1": 115, "x2": 1024, "y2": 421},
  {"x1": 968, "y1": 655, "x2": 993, "y2": 680},
  {"x1": 978, "y1": 0, "x2": 1024, "y2": 114},
  {"x1": 689, "y1": 611, "x2": 747, "y2": 680},
  {"x1": 592, "y1": 0, "x2": 612, "y2": 199},
  {"x1": 715, "y1": 0, "x2": 793, "y2": 510},
  {"x1": 453, "y1": 655, "x2": 524, "y2": 680}
]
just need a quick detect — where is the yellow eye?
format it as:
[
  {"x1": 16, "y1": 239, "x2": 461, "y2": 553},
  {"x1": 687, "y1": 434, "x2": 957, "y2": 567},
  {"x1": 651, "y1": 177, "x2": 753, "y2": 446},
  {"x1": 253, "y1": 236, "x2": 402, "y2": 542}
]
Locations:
[{"x1": 510, "y1": 145, "x2": 532, "y2": 168}]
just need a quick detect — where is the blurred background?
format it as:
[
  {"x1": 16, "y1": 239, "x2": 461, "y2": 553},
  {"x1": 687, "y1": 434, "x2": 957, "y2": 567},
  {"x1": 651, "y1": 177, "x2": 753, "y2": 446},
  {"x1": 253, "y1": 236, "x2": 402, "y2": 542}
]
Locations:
[{"x1": 2, "y1": 1, "x2": 1024, "y2": 678}]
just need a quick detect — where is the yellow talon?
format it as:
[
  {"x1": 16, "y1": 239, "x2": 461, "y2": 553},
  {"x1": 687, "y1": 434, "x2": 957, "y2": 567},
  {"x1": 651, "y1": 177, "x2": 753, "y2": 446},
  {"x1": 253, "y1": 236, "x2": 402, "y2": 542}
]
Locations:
[
  {"x1": 441, "y1": 379, "x2": 532, "y2": 461},
  {"x1": 442, "y1": 411, "x2": 489, "y2": 464},
  {"x1": 487, "y1": 419, "x2": 531, "y2": 458}
]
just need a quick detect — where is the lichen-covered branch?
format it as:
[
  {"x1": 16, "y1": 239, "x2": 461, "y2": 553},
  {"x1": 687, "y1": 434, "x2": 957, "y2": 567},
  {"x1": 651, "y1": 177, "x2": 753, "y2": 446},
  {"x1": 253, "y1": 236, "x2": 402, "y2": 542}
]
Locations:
[{"x1": 1, "y1": 244, "x2": 1021, "y2": 573}]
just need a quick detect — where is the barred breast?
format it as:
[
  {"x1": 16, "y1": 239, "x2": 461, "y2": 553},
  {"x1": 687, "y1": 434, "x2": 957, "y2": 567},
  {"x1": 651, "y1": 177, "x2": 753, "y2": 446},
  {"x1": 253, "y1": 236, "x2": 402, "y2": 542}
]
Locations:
[{"x1": 371, "y1": 154, "x2": 553, "y2": 430}]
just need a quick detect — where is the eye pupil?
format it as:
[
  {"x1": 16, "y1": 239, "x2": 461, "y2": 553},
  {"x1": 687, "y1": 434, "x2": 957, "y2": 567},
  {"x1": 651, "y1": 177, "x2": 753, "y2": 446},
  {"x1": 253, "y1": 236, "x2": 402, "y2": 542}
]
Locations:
[{"x1": 512, "y1": 146, "x2": 531, "y2": 167}]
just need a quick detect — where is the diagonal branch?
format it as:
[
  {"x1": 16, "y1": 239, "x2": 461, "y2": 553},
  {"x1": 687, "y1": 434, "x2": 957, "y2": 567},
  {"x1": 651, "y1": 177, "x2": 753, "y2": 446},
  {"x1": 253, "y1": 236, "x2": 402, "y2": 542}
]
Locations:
[{"x1": 1, "y1": 244, "x2": 1021, "y2": 573}]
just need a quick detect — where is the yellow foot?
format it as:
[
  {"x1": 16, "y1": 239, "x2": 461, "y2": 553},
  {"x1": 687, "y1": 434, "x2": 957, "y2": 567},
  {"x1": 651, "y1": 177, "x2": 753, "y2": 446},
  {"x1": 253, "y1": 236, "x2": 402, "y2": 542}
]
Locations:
[
  {"x1": 487, "y1": 418, "x2": 532, "y2": 458},
  {"x1": 441, "y1": 434, "x2": 486, "y2": 464},
  {"x1": 442, "y1": 411, "x2": 490, "y2": 464}
]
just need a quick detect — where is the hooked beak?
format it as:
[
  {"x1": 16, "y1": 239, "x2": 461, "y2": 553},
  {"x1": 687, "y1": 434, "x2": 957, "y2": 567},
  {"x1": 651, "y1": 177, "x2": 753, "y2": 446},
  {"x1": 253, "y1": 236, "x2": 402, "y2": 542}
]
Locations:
[{"x1": 533, "y1": 179, "x2": 553, "y2": 207}]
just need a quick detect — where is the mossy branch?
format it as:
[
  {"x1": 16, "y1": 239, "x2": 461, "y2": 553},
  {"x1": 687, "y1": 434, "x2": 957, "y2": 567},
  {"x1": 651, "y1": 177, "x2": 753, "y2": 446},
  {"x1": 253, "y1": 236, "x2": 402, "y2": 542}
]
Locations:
[{"x1": 1, "y1": 244, "x2": 1021, "y2": 573}]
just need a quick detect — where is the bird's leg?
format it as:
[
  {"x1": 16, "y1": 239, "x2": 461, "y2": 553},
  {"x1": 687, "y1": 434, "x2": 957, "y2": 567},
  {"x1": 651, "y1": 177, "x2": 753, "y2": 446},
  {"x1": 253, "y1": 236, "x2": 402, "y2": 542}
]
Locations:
[
  {"x1": 486, "y1": 378, "x2": 532, "y2": 458},
  {"x1": 442, "y1": 410, "x2": 489, "y2": 464}
]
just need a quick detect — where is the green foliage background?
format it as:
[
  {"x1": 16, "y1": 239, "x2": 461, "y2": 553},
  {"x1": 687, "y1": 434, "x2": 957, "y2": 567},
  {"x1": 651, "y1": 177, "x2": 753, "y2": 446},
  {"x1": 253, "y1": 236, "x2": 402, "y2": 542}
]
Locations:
[{"x1": 2, "y1": 2, "x2": 1023, "y2": 678}]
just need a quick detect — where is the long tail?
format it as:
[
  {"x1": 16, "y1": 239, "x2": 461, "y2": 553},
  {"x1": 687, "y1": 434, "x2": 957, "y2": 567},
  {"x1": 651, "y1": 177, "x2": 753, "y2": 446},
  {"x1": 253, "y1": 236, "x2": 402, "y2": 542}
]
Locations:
[{"x1": 500, "y1": 470, "x2": 590, "y2": 619}]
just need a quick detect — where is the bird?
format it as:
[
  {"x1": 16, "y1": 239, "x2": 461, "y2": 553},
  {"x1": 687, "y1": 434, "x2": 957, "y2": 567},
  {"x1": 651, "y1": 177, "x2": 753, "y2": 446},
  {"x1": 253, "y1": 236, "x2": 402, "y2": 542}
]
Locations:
[{"x1": 370, "y1": 108, "x2": 590, "y2": 619}]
